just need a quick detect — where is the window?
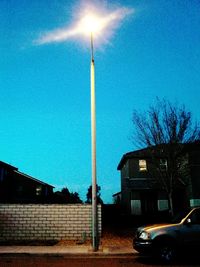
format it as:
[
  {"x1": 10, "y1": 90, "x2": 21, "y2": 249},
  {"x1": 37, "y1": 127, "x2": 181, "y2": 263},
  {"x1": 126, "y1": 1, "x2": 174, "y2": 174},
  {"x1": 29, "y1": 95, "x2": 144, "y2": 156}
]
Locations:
[
  {"x1": 0, "y1": 168, "x2": 4, "y2": 181},
  {"x1": 16, "y1": 185, "x2": 23, "y2": 196},
  {"x1": 36, "y1": 186, "x2": 42, "y2": 196},
  {"x1": 160, "y1": 159, "x2": 168, "y2": 171},
  {"x1": 139, "y1": 159, "x2": 147, "y2": 171},
  {"x1": 0, "y1": 168, "x2": 7, "y2": 182}
]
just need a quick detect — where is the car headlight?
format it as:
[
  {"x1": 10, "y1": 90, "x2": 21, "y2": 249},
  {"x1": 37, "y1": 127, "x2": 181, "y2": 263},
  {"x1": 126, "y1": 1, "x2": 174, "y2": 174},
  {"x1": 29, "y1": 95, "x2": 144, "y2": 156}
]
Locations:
[{"x1": 139, "y1": 231, "x2": 150, "y2": 240}]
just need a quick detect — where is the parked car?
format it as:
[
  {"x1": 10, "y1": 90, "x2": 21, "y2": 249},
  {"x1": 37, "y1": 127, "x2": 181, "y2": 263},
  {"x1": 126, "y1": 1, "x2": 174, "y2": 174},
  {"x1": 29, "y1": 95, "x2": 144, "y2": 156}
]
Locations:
[{"x1": 133, "y1": 207, "x2": 200, "y2": 262}]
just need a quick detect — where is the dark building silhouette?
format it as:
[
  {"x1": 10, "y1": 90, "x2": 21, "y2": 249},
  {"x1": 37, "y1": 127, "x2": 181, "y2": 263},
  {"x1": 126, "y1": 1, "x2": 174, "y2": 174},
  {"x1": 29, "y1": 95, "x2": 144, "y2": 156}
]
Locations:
[{"x1": 0, "y1": 161, "x2": 54, "y2": 203}]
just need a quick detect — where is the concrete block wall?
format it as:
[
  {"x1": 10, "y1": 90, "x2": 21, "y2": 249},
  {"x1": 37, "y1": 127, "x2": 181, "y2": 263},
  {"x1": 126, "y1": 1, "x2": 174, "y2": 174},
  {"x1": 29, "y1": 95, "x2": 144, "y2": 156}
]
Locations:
[{"x1": 0, "y1": 204, "x2": 101, "y2": 241}]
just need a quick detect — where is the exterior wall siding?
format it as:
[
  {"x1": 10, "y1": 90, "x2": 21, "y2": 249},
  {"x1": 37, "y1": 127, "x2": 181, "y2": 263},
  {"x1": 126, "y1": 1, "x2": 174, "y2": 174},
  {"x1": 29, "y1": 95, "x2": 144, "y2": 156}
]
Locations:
[
  {"x1": 120, "y1": 162, "x2": 130, "y2": 213},
  {"x1": 0, "y1": 204, "x2": 101, "y2": 241},
  {"x1": 131, "y1": 200, "x2": 141, "y2": 215}
]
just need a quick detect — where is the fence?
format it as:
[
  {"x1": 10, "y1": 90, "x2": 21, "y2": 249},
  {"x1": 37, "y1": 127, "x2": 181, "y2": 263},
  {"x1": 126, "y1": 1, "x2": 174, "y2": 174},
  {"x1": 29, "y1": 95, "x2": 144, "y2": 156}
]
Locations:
[{"x1": 0, "y1": 204, "x2": 101, "y2": 241}]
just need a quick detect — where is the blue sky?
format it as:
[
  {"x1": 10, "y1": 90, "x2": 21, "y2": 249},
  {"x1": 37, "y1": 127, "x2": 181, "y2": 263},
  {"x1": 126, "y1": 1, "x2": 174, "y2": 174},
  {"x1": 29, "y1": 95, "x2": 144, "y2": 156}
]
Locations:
[{"x1": 1, "y1": 0, "x2": 200, "y2": 203}]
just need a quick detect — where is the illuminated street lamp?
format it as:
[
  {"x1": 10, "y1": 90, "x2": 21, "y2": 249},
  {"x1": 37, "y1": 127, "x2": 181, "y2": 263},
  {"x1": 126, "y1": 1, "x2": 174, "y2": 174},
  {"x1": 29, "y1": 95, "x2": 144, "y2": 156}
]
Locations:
[
  {"x1": 80, "y1": 13, "x2": 102, "y2": 252},
  {"x1": 35, "y1": 2, "x2": 133, "y2": 253},
  {"x1": 71, "y1": 9, "x2": 132, "y2": 251}
]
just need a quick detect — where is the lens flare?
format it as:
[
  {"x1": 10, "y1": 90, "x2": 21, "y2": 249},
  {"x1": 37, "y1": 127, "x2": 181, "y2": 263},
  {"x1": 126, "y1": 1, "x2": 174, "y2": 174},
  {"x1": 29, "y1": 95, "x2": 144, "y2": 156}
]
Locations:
[{"x1": 35, "y1": 3, "x2": 134, "y2": 46}]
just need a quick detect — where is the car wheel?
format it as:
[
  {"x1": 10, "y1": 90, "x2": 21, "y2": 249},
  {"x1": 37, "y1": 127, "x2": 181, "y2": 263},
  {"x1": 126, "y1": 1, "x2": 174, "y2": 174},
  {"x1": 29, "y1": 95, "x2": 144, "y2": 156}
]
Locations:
[{"x1": 157, "y1": 242, "x2": 176, "y2": 262}]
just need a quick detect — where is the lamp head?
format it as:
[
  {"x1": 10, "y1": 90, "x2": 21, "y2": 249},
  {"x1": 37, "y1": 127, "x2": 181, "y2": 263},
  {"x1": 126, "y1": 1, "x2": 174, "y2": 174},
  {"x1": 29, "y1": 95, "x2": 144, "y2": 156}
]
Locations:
[{"x1": 79, "y1": 13, "x2": 105, "y2": 36}]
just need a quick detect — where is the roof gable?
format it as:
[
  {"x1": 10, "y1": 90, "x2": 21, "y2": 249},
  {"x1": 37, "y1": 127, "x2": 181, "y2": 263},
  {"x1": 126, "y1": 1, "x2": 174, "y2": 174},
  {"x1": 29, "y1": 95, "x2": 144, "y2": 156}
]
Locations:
[{"x1": 14, "y1": 170, "x2": 54, "y2": 188}]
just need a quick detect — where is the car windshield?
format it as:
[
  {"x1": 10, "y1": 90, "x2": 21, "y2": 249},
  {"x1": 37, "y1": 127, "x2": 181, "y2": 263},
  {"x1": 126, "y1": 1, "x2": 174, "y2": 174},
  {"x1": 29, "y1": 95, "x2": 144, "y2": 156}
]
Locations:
[{"x1": 171, "y1": 209, "x2": 192, "y2": 223}]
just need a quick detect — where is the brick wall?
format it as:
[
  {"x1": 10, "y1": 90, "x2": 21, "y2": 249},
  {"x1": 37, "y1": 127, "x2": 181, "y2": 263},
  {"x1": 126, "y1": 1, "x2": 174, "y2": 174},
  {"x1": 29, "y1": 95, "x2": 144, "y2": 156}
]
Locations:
[{"x1": 0, "y1": 204, "x2": 101, "y2": 241}]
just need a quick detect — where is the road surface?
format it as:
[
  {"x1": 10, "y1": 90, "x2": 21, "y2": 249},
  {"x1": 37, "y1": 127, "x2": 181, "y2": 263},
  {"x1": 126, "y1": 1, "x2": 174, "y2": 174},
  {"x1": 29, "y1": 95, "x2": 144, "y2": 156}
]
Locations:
[{"x1": 0, "y1": 254, "x2": 199, "y2": 267}]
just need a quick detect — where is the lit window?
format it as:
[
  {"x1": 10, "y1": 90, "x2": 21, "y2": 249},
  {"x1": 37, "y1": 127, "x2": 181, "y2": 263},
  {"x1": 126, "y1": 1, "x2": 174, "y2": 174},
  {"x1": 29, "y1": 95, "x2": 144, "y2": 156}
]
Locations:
[
  {"x1": 160, "y1": 159, "x2": 168, "y2": 171},
  {"x1": 36, "y1": 186, "x2": 42, "y2": 196},
  {"x1": 139, "y1": 160, "x2": 147, "y2": 171}
]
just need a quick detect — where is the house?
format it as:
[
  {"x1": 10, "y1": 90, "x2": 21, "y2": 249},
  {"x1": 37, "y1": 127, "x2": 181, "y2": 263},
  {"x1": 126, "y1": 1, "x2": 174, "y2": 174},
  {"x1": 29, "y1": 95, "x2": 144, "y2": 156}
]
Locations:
[
  {"x1": 117, "y1": 143, "x2": 200, "y2": 216},
  {"x1": 0, "y1": 161, "x2": 54, "y2": 203},
  {"x1": 112, "y1": 192, "x2": 121, "y2": 204}
]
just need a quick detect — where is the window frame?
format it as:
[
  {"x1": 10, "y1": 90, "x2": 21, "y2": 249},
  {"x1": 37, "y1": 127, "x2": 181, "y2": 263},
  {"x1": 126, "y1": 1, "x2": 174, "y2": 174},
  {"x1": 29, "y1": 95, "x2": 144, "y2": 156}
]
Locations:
[{"x1": 160, "y1": 158, "x2": 168, "y2": 171}]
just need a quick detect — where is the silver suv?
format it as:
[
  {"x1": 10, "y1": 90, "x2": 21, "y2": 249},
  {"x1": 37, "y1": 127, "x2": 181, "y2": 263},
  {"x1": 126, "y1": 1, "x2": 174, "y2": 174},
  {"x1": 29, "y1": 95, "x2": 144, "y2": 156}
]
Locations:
[{"x1": 133, "y1": 207, "x2": 200, "y2": 262}]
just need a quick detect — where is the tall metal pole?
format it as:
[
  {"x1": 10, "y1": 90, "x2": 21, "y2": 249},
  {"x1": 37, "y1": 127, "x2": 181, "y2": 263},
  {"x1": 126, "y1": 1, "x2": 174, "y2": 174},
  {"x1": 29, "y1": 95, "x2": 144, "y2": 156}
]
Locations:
[{"x1": 90, "y1": 32, "x2": 98, "y2": 251}]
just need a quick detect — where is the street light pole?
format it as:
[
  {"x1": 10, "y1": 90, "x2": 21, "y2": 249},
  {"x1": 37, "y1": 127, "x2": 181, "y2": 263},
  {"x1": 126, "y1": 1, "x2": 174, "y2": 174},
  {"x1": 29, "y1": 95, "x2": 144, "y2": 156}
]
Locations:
[{"x1": 90, "y1": 32, "x2": 98, "y2": 251}]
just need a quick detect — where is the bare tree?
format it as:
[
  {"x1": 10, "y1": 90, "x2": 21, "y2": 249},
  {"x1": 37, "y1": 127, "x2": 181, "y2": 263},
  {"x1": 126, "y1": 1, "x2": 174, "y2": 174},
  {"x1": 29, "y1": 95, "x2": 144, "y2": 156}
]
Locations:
[{"x1": 132, "y1": 98, "x2": 200, "y2": 216}]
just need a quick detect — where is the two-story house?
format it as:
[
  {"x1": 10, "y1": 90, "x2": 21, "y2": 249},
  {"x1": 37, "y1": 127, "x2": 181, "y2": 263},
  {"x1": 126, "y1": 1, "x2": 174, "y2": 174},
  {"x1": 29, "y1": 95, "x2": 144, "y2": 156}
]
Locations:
[
  {"x1": 0, "y1": 161, "x2": 54, "y2": 203},
  {"x1": 117, "y1": 143, "x2": 200, "y2": 216}
]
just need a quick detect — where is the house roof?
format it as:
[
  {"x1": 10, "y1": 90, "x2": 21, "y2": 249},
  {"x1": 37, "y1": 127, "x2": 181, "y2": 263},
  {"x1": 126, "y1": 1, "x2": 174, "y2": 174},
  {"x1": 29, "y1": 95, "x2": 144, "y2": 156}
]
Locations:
[
  {"x1": 14, "y1": 170, "x2": 54, "y2": 188},
  {"x1": 0, "y1": 160, "x2": 54, "y2": 188},
  {"x1": 112, "y1": 192, "x2": 121, "y2": 197},
  {"x1": 117, "y1": 147, "x2": 152, "y2": 170},
  {"x1": 0, "y1": 161, "x2": 18, "y2": 171},
  {"x1": 117, "y1": 141, "x2": 200, "y2": 171}
]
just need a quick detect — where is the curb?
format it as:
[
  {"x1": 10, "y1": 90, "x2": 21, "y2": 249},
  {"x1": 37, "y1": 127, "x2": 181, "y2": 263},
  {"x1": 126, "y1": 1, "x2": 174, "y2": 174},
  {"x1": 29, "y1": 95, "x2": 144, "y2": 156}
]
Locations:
[{"x1": 0, "y1": 246, "x2": 138, "y2": 256}]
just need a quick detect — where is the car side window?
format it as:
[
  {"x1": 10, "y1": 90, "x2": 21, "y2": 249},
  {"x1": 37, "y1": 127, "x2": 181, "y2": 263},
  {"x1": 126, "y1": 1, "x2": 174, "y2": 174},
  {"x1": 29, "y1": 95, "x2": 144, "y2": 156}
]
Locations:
[{"x1": 190, "y1": 209, "x2": 200, "y2": 224}]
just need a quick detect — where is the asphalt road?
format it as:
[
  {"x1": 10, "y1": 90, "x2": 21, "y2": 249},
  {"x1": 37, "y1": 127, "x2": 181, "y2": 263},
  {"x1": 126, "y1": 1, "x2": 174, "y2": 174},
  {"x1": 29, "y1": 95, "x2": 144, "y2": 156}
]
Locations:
[{"x1": 0, "y1": 254, "x2": 200, "y2": 267}]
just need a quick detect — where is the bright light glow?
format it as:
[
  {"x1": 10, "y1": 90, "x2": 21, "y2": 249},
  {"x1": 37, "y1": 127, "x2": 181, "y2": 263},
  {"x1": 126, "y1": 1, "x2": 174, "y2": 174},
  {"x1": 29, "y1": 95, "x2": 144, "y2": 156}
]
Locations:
[
  {"x1": 139, "y1": 231, "x2": 150, "y2": 240},
  {"x1": 79, "y1": 14, "x2": 105, "y2": 35},
  {"x1": 35, "y1": 3, "x2": 134, "y2": 46}
]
